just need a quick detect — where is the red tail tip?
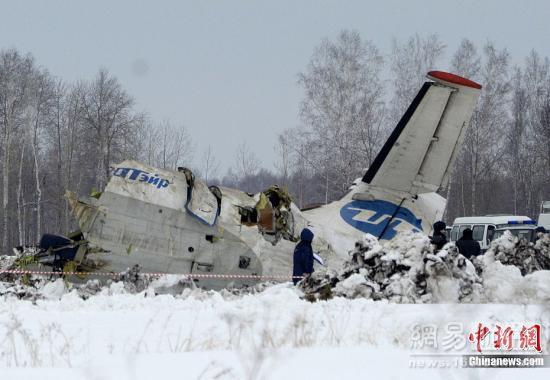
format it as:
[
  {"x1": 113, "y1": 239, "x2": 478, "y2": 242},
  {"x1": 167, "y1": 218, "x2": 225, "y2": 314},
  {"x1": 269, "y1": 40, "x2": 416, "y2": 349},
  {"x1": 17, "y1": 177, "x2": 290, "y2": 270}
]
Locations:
[{"x1": 427, "y1": 71, "x2": 482, "y2": 90}]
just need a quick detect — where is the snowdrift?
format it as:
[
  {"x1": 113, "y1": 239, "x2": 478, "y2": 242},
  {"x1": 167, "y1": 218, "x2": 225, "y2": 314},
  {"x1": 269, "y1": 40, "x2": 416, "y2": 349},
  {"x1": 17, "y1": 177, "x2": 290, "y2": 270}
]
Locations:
[
  {"x1": 303, "y1": 231, "x2": 550, "y2": 304},
  {"x1": 0, "y1": 277, "x2": 549, "y2": 377}
]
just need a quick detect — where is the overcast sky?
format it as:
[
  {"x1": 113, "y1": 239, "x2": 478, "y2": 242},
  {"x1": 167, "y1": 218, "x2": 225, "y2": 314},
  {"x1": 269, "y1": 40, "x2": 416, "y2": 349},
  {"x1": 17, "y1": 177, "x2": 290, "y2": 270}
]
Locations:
[{"x1": 2, "y1": 0, "x2": 549, "y2": 172}]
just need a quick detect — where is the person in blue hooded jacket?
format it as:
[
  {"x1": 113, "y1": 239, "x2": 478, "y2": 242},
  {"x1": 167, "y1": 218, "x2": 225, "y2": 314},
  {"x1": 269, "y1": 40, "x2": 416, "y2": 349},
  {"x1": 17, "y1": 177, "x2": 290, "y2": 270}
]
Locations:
[{"x1": 293, "y1": 228, "x2": 314, "y2": 285}]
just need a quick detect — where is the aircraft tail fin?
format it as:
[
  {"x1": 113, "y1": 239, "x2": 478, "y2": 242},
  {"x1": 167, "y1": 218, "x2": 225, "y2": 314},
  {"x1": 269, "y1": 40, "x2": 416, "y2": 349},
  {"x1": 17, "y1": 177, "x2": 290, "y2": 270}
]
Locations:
[{"x1": 362, "y1": 71, "x2": 482, "y2": 195}]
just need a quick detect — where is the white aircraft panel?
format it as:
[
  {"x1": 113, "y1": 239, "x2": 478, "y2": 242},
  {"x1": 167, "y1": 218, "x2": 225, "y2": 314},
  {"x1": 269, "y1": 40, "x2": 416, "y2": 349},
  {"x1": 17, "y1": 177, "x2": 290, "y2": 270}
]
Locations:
[
  {"x1": 364, "y1": 72, "x2": 481, "y2": 195},
  {"x1": 370, "y1": 84, "x2": 452, "y2": 193}
]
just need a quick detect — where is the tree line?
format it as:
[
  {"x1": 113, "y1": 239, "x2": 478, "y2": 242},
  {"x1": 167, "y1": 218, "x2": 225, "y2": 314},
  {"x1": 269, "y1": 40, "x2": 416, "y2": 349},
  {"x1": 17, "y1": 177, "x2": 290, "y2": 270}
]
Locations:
[
  {"x1": 0, "y1": 50, "x2": 195, "y2": 254},
  {"x1": 1, "y1": 31, "x2": 549, "y2": 253}
]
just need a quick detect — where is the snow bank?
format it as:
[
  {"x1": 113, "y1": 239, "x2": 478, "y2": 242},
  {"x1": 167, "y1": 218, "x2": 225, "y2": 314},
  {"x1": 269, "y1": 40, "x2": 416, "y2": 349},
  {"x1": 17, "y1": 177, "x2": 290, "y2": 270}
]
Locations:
[
  {"x1": 39, "y1": 278, "x2": 66, "y2": 300},
  {"x1": 0, "y1": 282, "x2": 548, "y2": 378},
  {"x1": 487, "y1": 230, "x2": 550, "y2": 274},
  {"x1": 480, "y1": 233, "x2": 550, "y2": 303},
  {"x1": 304, "y1": 231, "x2": 550, "y2": 304}
]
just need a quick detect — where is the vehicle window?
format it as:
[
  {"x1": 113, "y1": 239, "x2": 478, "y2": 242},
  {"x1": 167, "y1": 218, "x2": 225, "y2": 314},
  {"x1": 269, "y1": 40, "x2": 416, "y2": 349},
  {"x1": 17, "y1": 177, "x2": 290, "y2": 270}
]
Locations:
[
  {"x1": 493, "y1": 229, "x2": 534, "y2": 242},
  {"x1": 458, "y1": 225, "x2": 470, "y2": 239},
  {"x1": 451, "y1": 226, "x2": 459, "y2": 241},
  {"x1": 472, "y1": 225, "x2": 485, "y2": 241},
  {"x1": 487, "y1": 225, "x2": 495, "y2": 241},
  {"x1": 516, "y1": 229, "x2": 534, "y2": 241}
]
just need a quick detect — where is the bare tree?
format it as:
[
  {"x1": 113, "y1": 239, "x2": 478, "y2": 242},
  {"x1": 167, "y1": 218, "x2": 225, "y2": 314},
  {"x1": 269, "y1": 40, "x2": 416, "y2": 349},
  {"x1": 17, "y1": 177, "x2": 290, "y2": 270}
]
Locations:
[
  {"x1": 150, "y1": 120, "x2": 194, "y2": 170},
  {"x1": 201, "y1": 145, "x2": 220, "y2": 183},
  {"x1": 506, "y1": 67, "x2": 530, "y2": 214},
  {"x1": 16, "y1": 140, "x2": 26, "y2": 246},
  {"x1": 233, "y1": 142, "x2": 260, "y2": 181},
  {"x1": 275, "y1": 131, "x2": 292, "y2": 187},
  {"x1": 0, "y1": 49, "x2": 195, "y2": 249},
  {"x1": 451, "y1": 39, "x2": 481, "y2": 79},
  {"x1": 0, "y1": 49, "x2": 34, "y2": 253},
  {"x1": 445, "y1": 41, "x2": 511, "y2": 219},
  {"x1": 467, "y1": 43, "x2": 510, "y2": 215},
  {"x1": 25, "y1": 68, "x2": 55, "y2": 241},
  {"x1": 62, "y1": 83, "x2": 86, "y2": 230},
  {"x1": 136, "y1": 117, "x2": 159, "y2": 167},
  {"x1": 390, "y1": 34, "x2": 445, "y2": 123},
  {"x1": 48, "y1": 79, "x2": 67, "y2": 232},
  {"x1": 524, "y1": 51, "x2": 550, "y2": 214},
  {"x1": 169, "y1": 124, "x2": 193, "y2": 169},
  {"x1": 536, "y1": 91, "x2": 550, "y2": 200},
  {"x1": 295, "y1": 29, "x2": 386, "y2": 203},
  {"x1": 446, "y1": 39, "x2": 482, "y2": 219},
  {"x1": 80, "y1": 68, "x2": 137, "y2": 189}
]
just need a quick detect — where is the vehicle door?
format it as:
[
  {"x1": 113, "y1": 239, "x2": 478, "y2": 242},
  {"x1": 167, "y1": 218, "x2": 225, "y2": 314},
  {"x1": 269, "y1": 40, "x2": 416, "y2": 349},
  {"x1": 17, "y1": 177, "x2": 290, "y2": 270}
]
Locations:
[
  {"x1": 458, "y1": 224, "x2": 471, "y2": 240},
  {"x1": 450, "y1": 226, "x2": 459, "y2": 242},
  {"x1": 486, "y1": 225, "x2": 496, "y2": 249},
  {"x1": 472, "y1": 224, "x2": 486, "y2": 249}
]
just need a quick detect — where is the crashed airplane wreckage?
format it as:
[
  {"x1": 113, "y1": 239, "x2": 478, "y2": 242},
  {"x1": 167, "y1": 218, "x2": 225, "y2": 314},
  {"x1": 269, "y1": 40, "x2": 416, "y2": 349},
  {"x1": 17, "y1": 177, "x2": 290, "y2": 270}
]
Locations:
[
  {"x1": 11, "y1": 163, "x2": 319, "y2": 289},
  {"x1": 8, "y1": 71, "x2": 482, "y2": 289}
]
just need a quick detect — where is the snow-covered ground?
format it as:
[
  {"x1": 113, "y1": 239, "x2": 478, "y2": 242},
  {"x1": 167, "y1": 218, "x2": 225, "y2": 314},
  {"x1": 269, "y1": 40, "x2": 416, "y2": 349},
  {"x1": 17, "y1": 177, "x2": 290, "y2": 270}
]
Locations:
[{"x1": 1, "y1": 280, "x2": 549, "y2": 379}]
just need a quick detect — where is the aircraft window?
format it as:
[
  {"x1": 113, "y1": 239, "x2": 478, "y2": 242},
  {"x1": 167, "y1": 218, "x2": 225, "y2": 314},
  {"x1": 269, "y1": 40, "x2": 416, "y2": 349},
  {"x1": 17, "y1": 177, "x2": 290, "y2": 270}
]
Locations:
[
  {"x1": 458, "y1": 225, "x2": 471, "y2": 238},
  {"x1": 472, "y1": 225, "x2": 485, "y2": 241},
  {"x1": 451, "y1": 226, "x2": 459, "y2": 241}
]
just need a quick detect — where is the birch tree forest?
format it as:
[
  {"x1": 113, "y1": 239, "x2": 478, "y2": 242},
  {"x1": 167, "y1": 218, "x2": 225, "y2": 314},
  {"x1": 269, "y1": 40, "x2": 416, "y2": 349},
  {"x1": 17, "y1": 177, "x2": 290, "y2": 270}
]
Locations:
[{"x1": 2, "y1": 31, "x2": 550, "y2": 253}]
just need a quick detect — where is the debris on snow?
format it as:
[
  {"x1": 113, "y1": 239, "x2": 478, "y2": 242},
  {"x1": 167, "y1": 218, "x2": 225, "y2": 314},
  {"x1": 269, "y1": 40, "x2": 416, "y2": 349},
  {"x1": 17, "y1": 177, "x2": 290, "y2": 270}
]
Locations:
[
  {"x1": 302, "y1": 231, "x2": 550, "y2": 304},
  {"x1": 112, "y1": 264, "x2": 155, "y2": 293},
  {"x1": 0, "y1": 254, "x2": 17, "y2": 272},
  {"x1": 486, "y1": 230, "x2": 550, "y2": 275},
  {"x1": 1, "y1": 231, "x2": 550, "y2": 305},
  {"x1": 0, "y1": 279, "x2": 45, "y2": 301},
  {"x1": 474, "y1": 231, "x2": 550, "y2": 304},
  {"x1": 0, "y1": 264, "x2": 280, "y2": 303},
  {"x1": 302, "y1": 233, "x2": 482, "y2": 303}
]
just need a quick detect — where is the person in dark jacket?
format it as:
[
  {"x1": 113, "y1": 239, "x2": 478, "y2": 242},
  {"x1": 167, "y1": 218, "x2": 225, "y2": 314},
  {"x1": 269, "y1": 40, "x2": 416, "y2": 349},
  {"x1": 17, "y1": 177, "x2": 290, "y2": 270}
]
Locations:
[
  {"x1": 293, "y1": 228, "x2": 314, "y2": 285},
  {"x1": 456, "y1": 228, "x2": 481, "y2": 259},
  {"x1": 430, "y1": 221, "x2": 447, "y2": 251}
]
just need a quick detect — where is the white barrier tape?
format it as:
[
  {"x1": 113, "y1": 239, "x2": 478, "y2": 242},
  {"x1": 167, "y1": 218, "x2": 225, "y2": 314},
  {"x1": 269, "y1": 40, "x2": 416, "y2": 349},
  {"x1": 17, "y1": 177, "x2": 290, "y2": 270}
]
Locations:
[{"x1": 1, "y1": 269, "x2": 303, "y2": 281}]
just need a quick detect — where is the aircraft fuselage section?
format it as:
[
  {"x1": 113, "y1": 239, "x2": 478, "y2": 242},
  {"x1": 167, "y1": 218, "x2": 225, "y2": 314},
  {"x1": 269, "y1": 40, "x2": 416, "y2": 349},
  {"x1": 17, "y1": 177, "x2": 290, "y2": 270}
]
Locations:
[{"x1": 76, "y1": 190, "x2": 262, "y2": 289}]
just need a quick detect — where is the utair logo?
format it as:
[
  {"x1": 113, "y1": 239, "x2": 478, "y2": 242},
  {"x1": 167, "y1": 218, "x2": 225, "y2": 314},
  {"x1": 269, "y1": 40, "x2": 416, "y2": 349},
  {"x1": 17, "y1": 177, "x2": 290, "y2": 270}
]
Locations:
[{"x1": 340, "y1": 200, "x2": 423, "y2": 240}]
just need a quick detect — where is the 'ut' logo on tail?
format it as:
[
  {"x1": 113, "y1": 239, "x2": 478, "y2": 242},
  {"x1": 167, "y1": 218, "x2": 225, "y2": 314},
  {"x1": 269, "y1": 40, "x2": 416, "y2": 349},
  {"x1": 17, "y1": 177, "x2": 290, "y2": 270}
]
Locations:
[{"x1": 340, "y1": 199, "x2": 423, "y2": 240}]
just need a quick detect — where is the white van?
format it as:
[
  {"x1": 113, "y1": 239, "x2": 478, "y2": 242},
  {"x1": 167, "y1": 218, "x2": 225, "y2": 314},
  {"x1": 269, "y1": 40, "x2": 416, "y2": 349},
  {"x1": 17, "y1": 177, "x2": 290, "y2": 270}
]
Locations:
[
  {"x1": 538, "y1": 201, "x2": 550, "y2": 230},
  {"x1": 450, "y1": 215, "x2": 537, "y2": 251}
]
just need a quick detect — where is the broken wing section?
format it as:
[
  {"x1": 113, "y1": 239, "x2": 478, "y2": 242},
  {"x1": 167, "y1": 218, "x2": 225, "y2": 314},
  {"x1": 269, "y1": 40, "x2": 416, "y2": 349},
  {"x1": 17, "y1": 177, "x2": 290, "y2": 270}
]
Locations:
[{"x1": 362, "y1": 71, "x2": 481, "y2": 195}]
